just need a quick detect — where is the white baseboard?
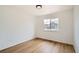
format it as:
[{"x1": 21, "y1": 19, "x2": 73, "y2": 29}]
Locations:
[{"x1": 0, "y1": 36, "x2": 34, "y2": 51}]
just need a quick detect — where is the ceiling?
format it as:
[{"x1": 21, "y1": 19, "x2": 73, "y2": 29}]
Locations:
[{"x1": 3, "y1": 5, "x2": 73, "y2": 16}]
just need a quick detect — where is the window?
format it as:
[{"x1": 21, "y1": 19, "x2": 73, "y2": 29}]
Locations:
[{"x1": 44, "y1": 18, "x2": 59, "y2": 31}]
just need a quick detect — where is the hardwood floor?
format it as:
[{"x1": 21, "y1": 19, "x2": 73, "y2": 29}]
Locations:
[{"x1": 0, "y1": 38, "x2": 75, "y2": 53}]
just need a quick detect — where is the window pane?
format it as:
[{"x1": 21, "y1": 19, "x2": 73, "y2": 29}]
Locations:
[
  {"x1": 51, "y1": 18, "x2": 59, "y2": 30},
  {"x1": 44, "y1": 19, "x2": 50, "y2": 24},
  {"x1": 44, "y1": 19, "x2": 50, "y2": 30}
]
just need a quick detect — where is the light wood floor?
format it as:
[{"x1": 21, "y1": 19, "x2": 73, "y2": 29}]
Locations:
[{"x1": 0, "y1": 38, "x2": 75, "y2": 53}]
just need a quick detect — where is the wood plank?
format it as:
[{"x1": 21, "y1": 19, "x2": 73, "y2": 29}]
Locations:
[{"x1": 0, "y1": 38, "x2": 75, "y2": 53}]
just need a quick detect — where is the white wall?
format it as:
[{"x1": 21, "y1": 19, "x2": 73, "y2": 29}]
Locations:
[
  {"x1": 73, "y1": 6, "x2": 79, "y2": 52},
  {"x1": 0, "y1": 6, "x2": 35, "y2": 50},
  {"x1": 35, "y1": 9, "x2": 73, "y2": 44},
  {"x1": 0, "y1": 5, "x2": 74, "y2": 50}
]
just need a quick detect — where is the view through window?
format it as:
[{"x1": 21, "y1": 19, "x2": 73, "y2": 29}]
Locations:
[{"x1": 44, "y1": 18, "x2": 59, "y2": 31}]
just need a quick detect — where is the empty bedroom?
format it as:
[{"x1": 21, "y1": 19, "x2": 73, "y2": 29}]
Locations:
[{"x1": 0, "y1": 5, "x2": 79, "y2": 53}]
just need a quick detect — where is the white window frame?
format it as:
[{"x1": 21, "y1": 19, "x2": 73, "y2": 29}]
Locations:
[{"x1": 44, "y1": 18, "x2": 59, "y2": 31}]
